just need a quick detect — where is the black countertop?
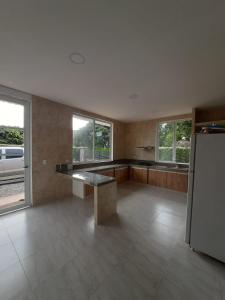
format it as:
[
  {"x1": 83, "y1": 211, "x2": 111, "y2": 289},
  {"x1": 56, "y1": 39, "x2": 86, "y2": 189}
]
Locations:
[{"x1": 73, "y1": 163, "x2": 188, "y2": 174}]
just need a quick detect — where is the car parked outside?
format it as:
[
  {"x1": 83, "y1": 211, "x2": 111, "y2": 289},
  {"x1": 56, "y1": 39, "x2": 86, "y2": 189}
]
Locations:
[{"x1": 0, "y1": 147, "x2": 24, "y2": 180}]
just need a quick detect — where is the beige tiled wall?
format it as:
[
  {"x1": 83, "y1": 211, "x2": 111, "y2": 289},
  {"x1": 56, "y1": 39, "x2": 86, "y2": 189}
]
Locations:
[
  {"x1": 32, "y1": 96, "x2": 125, "y2": 205},
  {"x1": 125, "y1": 120, "x2": 157, "y2": 160}
]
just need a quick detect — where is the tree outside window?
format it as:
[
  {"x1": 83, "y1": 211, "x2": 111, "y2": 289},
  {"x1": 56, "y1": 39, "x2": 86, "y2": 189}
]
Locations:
[
  {"x1": 73, "y1": 115, "x2": 112, "y2": 163},
  {"x1": 158, "y1": 119, "x2": 192, "y2": 163}
]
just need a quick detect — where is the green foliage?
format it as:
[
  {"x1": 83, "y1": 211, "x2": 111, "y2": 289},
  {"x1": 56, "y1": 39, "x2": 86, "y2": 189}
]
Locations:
[
  {"x1": 159, "y1": 120, "x2": 192, "y2": 163},
  {"x1": 159, "y1": 123, "x2": 173, "y2": 147},
  {"x1": 176, "y1": 148, "x2": 190, "y2": 163},
  {"x1": 73, "y1": 121, "x2": 93, "y2": 148},
  {"x1": 0, "y1": 126, "x2": 23, "y2": 145},
  {"x1": 159, "y1": 147, "x2": 173, "y2": 161},
  {"x1": 176, "y1": 120, "x2": 192, "y2": 141},
  {"x1": 95, "y1": 124, "x2": 110, "y2": 148},
  {"x1": 73, "y1": 120, "x2": 111, "y2": 161},
  {"x1": 159, "y1": 147, "x2": 190, "y2": 163}
]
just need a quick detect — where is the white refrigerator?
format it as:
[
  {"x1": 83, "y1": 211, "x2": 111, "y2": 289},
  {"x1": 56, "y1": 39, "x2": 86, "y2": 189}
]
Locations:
[{"x1": 185, "y1": 133, "x2": 225, "y2": 263}]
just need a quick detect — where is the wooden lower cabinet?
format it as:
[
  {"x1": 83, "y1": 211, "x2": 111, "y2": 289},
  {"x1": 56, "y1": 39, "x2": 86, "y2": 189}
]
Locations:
[
  {"x1": 166, "y1": 172, "x2": 188, "y2": 192},
  {"x1": 115, "y1": 167, "x2": 129, "y2": 184},
  {"x1": 148, "y1": 170, "x2": 167, "y2": 187},
  {"x1": 130, "y1": 167, "x2": 148, "y2": 184},
  {"x1": 148, "y1": 169, "x2": 188, "y2": 192}
]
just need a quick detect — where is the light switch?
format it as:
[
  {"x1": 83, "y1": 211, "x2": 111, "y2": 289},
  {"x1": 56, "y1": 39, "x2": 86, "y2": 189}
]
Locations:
[{"x1": 42, "y1": 160, "x2": 47, "y2": 165}]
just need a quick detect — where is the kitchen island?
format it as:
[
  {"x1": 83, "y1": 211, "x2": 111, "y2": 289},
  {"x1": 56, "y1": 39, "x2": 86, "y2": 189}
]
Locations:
[{"x1": 58, "y1": 170, "x2": 117, "y2": 225}]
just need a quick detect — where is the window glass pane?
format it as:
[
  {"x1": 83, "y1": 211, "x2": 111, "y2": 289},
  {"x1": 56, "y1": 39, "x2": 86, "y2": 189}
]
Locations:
[
  {"x1": 175, "y1": 120, "x2": 192, "y2": 163},
  {"x1": 158, "y1": 122, "x2": 174, "y2": 162},
  {"x1": 73, "y1": 116, "x2": 94, "y2": 162},
  {"x1": 95, "y1": 120, "x2": 111, "y2": 160}
]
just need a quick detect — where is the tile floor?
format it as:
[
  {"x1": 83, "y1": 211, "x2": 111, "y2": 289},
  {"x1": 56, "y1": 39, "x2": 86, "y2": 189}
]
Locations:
[{"x1": 0, "y1": 181, "x2": 224, "y2": 300}]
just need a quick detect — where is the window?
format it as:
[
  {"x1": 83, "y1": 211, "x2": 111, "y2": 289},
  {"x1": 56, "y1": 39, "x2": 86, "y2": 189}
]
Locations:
[
  {"x1": 157, "y1": 119, "x2": 192, "y2": 163},
  {"x1": 73, "y1": 115, "x2": 112, "y2": 163}
]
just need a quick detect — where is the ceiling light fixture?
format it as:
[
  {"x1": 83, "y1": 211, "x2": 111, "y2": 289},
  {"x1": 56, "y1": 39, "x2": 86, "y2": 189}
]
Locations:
[{"x1": 69, "y1": 52, "x2": 86, "y2": 64}]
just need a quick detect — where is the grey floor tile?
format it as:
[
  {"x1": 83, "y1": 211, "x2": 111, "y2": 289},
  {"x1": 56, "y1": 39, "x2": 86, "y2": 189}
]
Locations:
[
  {"x1": 43, "y1": 236, "x2": 77, "y2": 270},
  {"x1": 90, "y1": 264, "x2": 155, "y2": 300},
  {"x1": 6, "y1": 217, "x2": 42, "y2": 242},
  {"x1": 34, "y1": 259, "x2": 95, "y2": 300},
  {"x1": 1, "y1": 210, "x2": 28, "y2": 228},
  {"x1": 12, "y1": 289, "x2": 38, "y2": 300},
  {"x1": 157, "y1": 254, "x2": 222, "y2": 300},
  {"x1": 0, "y1": 228, "x2": 11, "y2": 246},
  {"x1": 0, "y1": 182, "x2": 224, "y2": 300},
  {"x1": 0, "y1": 242, "x2": 19, "y2": 272},
  {"x1": 21, "y1": 251, "x2": 56, "y2": 289},
  {"x1": 0, "y1": 262, "x2": 30, "y2": 300},
  {"x1": 155, "y1": 275, "x2": 221, "y2": 300},
  {"x1": 12, "y1": 233, "x2": 41, "y2": 260}
]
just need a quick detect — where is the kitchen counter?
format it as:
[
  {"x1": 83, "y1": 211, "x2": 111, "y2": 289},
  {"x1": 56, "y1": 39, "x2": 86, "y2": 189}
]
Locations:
[
  {"x1": 74, "y1": 164, "x2": 129, "y2": 173},
  {"x1": 58, "y1": 169, "x2": 117, "y2": 225},
  {"x1": 57, "y1": 170, "x2": 115, "y2": 186},
  {"x1": 72, "y1": 163, "x2": 188, "y2": 174},
  {"x1": 72, "y1": 171, "x2": 115, "y2": 186}
]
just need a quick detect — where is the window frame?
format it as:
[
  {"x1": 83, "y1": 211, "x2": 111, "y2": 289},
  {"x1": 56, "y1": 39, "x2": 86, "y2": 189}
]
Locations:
[
  {"x1": 156, "y1": 118, "x2": 191, "y2": 165},
  {"x1": 73, "y1": 113, "x2": 113, "y2": 164}
]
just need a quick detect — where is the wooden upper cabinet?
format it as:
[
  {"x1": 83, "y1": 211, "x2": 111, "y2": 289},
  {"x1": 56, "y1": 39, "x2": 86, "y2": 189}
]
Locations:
[
  {"x1": 115, "y1": 167, "x2": 129, "y2": 184},
  {"x1": 130, "y1": 167, "x2": 148, "y2": 184},
  {"x1": 193, "y1": 106, "x2": 225, "y2": 133},
  {"x1": 148, "y1": 169, "x2": 188, "y2": 193}
]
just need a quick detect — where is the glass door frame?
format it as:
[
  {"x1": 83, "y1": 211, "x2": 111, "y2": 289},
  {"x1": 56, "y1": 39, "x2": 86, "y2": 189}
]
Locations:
[{"x1": 0, "y1": 88, "x2": 32, "y2": 214}]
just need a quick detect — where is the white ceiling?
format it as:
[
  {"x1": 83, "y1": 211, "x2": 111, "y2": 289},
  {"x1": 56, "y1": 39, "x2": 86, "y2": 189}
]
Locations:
[{"x1": 0, "y1": 1, "x2": 225, "y2": 122}]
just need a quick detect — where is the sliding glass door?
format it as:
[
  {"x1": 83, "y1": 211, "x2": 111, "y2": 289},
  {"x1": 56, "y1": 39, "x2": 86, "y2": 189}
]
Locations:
[{"x1": 0, "y1": 96, "x2": 31, "y2": 213}]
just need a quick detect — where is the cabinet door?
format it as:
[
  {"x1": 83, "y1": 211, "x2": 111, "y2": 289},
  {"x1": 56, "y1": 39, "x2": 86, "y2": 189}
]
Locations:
[
  {"x1": 130, "y1": 167, "x2": 147, "y2": 184},
  {"x1": 166, "y1": 172, "x2": 188, "y2": 192},
  {"x1": 148, "y1": 170, "x2": 167, "y2": 187},
  {"x1": 115, "y1": 167, "x2": 129, "y2": 184}
]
